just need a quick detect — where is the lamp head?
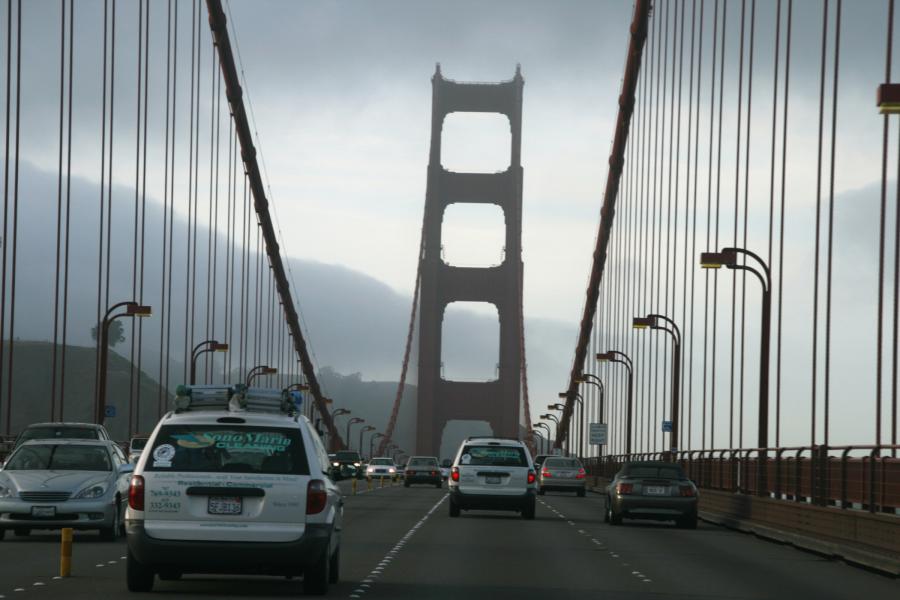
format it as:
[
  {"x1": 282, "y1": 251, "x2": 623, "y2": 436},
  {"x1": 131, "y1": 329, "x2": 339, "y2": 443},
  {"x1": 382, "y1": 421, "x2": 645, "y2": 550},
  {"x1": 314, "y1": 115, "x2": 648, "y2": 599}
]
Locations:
[
  {"x1": 878, "y1": 83, "x2": 900, "y2": 114},
  {"x1": 632, "y1": 316, "x2": 653, "y2": 329},
  {"x1": 212, "y1": 342, "x2": 229, "y2": 352},
  {"x1": 127, "y1": 304, "x2": 153, "y2": 317},
  {"x1": 596, "y1": 352, "x2": 613, "y2": 362},
  {"x1": 700, "y1": 249, "x2": 737, "y2": 269}
]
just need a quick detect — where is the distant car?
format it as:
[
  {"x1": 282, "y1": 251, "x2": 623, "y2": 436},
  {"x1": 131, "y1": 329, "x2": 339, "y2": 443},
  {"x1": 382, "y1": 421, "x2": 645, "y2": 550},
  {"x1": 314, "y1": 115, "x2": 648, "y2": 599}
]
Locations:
[
  {"x1": 0, "y1": 439, "x2": 133, "y2": 541},
  {"x1": 365, "y1": 457, "x2": 398, "y2": 480},
  {"x1": 330, "y1": 450, "x2": 363, "y2": 480},
  {"x1": 533, "y1": 455, "x2": 549, "y2": 469},
  {"x1": 403, "y1": 456, "x2": 442, "y2": 488},
  {"x1": 604, "y1": 461, "x2": 698, "y2": 529},
  {"x1": 538, "y1": 457, "x2": 587, "y2": 497},
  {"x1": 13, "y1": 422, "x2": 111, "y2": 449},
  {"x1": 128, "y1": 435, "x2": 150, "y2": 464},
  {"x1": 448, "y1": 437, "x2": 536, "y2": 519},
  {"x1": 439, "y1": 458, "x2": 452, "y2": 480}
]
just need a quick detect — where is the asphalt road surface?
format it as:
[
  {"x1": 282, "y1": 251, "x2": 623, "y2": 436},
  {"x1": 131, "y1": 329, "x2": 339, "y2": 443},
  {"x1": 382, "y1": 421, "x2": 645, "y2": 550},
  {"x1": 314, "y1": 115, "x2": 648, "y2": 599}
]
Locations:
[{"x1": 0, "y1": 480, "x2": 896, "y2": 599}]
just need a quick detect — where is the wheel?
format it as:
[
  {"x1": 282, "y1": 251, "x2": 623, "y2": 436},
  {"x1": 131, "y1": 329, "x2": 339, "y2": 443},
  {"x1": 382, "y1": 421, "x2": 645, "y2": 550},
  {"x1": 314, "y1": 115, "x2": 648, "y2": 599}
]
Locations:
[
  {"x1": 449, "y1": 500, "x2": 460, "y2": 518},
  {"x1": 303, "y1": 543, "x2": 331, "y2": 595},
  {"x1": 603, "y1": 502, "x2": 610, "y2": 523},
  {"x1": 0, "y1": 528, "x2": 5, "y2": 541},
  {"x1": 577, "y1": 488, "x2": 586, "y2": 498},
  {"x1": 158, "y1": 570, "x2": 182, "y2": 581},
  {"x1": 13, "y1": 527, "x2": 30, "y2": 537},
  {"x1": 606, "y1": 498, "x2": 622, "y2": 525},
  {"x1": 126, "y1": 549, "x2": 155, "y2": 592},
  {"x1": 522, "y1": 499, "x2": 536, "y2": 520},
  {"x1": 99, "y1": 504, "x2": 119, "y2": 541},
  {"x1": 328, "y1": 543, "x2": 340, "y2": 584}
]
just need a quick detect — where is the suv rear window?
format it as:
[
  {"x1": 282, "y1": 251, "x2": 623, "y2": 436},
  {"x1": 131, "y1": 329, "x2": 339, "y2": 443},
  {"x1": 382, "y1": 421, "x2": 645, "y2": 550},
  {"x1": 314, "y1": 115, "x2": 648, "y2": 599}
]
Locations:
[
  {"x1": 145, "y1": 425, "x2": 309, "y2": 475},
  {"x1": 461, "y1": 445, "x2": 527, "y2": 467},
  {"x1": 624, "y1": 465, "x2": 685, "y2": 479}
]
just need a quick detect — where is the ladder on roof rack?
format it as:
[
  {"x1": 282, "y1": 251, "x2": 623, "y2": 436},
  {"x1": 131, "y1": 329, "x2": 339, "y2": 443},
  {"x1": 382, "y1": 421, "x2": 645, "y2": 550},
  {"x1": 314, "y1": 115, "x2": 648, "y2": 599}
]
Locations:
[{"x1": 174, "y1": 384, "x2": 296, "y2": 416}]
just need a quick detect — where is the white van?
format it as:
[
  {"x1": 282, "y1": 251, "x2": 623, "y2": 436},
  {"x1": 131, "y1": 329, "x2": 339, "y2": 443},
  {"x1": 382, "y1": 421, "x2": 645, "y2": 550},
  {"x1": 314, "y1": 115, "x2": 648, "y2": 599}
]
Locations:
[
  {"x1": 447, "y1": 437, "x2": 536, "y2": 519},
  {"x1": 125, "y1": 385, "x2": 343, "y2": 595}
]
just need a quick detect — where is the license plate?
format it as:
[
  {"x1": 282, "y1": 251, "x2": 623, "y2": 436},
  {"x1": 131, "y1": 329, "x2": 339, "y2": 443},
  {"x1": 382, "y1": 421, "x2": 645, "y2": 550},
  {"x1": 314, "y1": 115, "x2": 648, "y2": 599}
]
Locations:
[
  {"x1": 208, "y1": 496, "x2": 242, "y2": 515},
  {"x1": 645, "y1": 486, "x2": 667, "y2": 496},
  {"x1": 31, "y1": 506, "x2": 56, "y2": 518},
  {"x1": 486, "y1": 475, "x2": 501, "y2": 484}
]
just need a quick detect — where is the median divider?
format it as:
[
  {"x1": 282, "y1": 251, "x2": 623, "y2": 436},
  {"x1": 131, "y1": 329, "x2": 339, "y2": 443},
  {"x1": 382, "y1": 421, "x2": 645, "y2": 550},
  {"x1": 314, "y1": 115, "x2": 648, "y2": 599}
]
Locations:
[{"x1": 60, "y1": 527, "x2": 73, "y2": 577}]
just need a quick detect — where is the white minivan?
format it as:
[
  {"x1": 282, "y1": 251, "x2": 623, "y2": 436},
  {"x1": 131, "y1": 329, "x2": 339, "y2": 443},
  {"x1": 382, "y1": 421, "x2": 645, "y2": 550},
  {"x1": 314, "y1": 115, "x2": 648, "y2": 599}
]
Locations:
[
  {"x1": 125, "y1": 385, "x2": 343, "y2": 595},
  {"x1": 447, "y1": 437, "x2": 536, "y2": 519}
]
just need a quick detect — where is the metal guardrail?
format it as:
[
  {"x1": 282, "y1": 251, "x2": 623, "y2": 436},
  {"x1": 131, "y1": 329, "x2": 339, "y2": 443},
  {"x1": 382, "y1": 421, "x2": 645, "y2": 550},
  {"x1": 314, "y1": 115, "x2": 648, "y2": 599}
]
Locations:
[{"x1": 585, "y1": 445, "x2": 900, "y2": 515}]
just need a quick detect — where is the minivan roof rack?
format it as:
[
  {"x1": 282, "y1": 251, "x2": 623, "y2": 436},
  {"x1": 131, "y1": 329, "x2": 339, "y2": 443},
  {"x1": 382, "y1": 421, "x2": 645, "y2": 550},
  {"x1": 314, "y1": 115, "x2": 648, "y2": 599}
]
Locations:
[
  {"x1": 174, "y1": 384, "x2": 296, "y2": 416},
  {"x1": 464, "y1": 436, "x2": 522, "y2": 442}
]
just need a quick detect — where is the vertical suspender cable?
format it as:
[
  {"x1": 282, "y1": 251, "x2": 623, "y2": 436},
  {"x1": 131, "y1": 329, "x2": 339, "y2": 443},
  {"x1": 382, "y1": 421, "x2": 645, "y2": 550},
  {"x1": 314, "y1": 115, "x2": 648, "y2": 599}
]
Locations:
[
  {"x1": 59, "y1": 0, "x2": 75, "y2": 419},
  {"x1": 51, "y1": 0, "x2": 67, "y2": 419},
  {"x1": 4, "y1": 0, "x2": 21, "y2": 433}
]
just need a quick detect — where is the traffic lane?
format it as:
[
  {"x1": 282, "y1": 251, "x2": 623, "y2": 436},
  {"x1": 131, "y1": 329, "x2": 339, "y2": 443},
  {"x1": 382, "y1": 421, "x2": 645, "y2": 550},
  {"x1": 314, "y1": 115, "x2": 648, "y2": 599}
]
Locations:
[
  {"x1": 0, "y1": 481, "x2": 447, "y2": 598},
  {"x1": 541, "y1": 491, "x2": 900, "y2": 600},
  {"x1": 0, "y1": 529, "x2": 127, "y2": 595},
  {"x1": 361, "y1": 490, "x2": 648, "y2": 599}
]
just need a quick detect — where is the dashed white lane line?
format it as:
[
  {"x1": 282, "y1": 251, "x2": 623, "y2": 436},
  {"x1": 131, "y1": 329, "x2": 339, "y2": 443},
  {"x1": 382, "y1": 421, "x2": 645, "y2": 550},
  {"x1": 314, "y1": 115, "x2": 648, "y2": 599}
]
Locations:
[{"x1": 348, "y1": 494, "x2": 447, "y2": 598}]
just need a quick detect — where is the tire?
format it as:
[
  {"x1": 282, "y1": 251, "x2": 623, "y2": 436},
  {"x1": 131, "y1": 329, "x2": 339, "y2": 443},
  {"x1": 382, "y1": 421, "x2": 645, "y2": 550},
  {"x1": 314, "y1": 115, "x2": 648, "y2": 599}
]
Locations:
[
  {"x1": 99, "y1": 503, "x2": 119, "y2": 541},
  {"x1": 0, "y1": 528, "x2": 5, "y2": 541},
  {"x1": 577, "y1": 488, "x2": 586, "y2": 498},
  {"x1": 435, "y1": 481, "x2": 442, "y2": 489},
  {"x1": 607, "y1": 498, "x2": 622, "y2": 525},
  {"x1": 13, "y1": 528, "x2": 30, "y2": 537},
  {"x1": 126, "y1": 549, "x2": 155, "y2": 592},
  {"x1": 328, "y1": 543, "x2": 340, "y2": 584},
  {"x1": 303, "y1": 543, "x2": 330, "y2": 596},
  {"x1": 449, "y1": 500, "x2": 460, "y2": 518},
  {"x1": 603, "y1": 501, "x2": 610, "y2": 523},
  {"x1": 522, "y1": 499, "x2": 536, "y2": 520},
  {"x1": 158, "y1": 570, "x2": 182, "y2": 581}
]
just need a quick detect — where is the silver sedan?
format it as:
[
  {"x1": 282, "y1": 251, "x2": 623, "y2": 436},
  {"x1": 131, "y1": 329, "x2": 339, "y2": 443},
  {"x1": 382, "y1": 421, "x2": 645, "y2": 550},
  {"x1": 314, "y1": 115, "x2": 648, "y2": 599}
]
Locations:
[
  {"x1": 0, "y1": 439, "x2": 133, "y2": 540},
  {"x1": 538, "y1": 457, "x2": 587, "y2": 496}
]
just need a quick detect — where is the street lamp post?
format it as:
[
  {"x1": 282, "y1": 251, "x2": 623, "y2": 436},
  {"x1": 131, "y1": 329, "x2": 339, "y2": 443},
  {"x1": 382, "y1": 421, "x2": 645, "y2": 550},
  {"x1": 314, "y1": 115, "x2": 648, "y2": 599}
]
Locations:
[
  {"x1": 96, "y1": 301, "x2": 152, "y2": 425},
  {"x1": 541, "y1": 413, "x2": 560, "y2": 453},
  {"x1": 533, "y1": 422, "x2": 552, "y2": 453},
  {"x1": 574, "y1": 374, "x2": 605, "y2": 457},
  {"x1": 370, "y1": 433, "x2": 385, "y2": 459},
  {"x1": 346, "y1": 418, "x2": 364, "y2": 452},
  {"x1": 359, "y1": 425, "x2": 376, "y2": 457},
  {"x1": 633, "y1": 314, "x2": 681, "y2": 460},
  {"x1": 701, "y1": 247, "x2": 772, "y2": 495},
  {"x1": 190, "y1": 340, "x2": 229, "y2": 385},
  {"x1": 559, "y1": 392, "x2": 585, "y2": 458},
  {"x1": 246, "y1": 365, "x2": 277, "y2": 386},
  {"x1": 597, "y1": 351, "x2": 634, "y2": 457}
]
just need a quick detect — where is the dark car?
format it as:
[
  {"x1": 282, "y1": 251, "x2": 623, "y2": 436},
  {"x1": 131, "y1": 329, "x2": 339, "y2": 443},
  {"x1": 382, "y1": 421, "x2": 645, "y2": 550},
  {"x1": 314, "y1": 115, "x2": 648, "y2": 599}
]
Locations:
[
  {"x1": 330, "y1": 450, "x2": 363, "y2": 480},
  {"x1": 14, "y1": 422, "x2": 111, "y2": 449},
  {"x1": 533, "y1": 454, "x2": 550, "y2": 469},
  {"x1": 404, "y1": 456, "x2": 442, "y2": 488},
  {"x1": 604, "y1": 461, "x2": 698, "y2": 528}
]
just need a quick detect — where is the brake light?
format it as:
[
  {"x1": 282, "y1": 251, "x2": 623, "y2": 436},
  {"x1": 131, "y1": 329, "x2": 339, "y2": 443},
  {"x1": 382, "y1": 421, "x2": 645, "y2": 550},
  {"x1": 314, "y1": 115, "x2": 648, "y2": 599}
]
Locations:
[
  {"x1": 541, "y1": 468, "x2": 551, "y2": 478},
  {"x1": 679, "y1": 485, "x2": 696, "y2": 497},
  {"x1": 407, "y1": 470, "x2": 416, "y2": 476},
  {"x1": 306, "y1": 480, "x2": 328, "y2": 515},
  {"x1": 431, "y1": 471, "x2": 438, "y2": 476},
  {"x1": 450, "y1": 467, "x2": 460, "y2": 482},
  {"x1": 616, "y1": 482, "x2": 633, "y2": 495},
  {"x1": 527, "y1": 470, "x2": 536, "y2": 484},
  {"x1": 575, "y1": 467, "x2": 586, "y2": 480},
  {"x1": 128, "y1": 475, "x2": 145, "y2": 511}
]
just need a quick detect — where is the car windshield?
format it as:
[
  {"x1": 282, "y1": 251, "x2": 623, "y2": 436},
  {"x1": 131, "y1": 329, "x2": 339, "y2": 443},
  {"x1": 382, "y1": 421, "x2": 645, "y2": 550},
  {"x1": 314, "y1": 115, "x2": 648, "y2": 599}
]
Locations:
[
  {"x1": 624, "y1": 465, "x2": 686, "y2": 479},
  {"x1": 5, "y1": 444, "x2": 111, "y2": 471},
  {"x1": 19, "y1": 426, "x2": 99, "y2": 443},
  {"x1": 336, "y1": 451, "x2": 361, "y2": 462},
  {"x1": 461, "y1": 445, "x2": 527, "y2": 467},
  {"x1": 371, "y1": 458, "x2": 393, "y2": 465},
  {"x1": 544, "y1": 458, "x2": 581, "y2": 469},
  {"x1": 144, "y1": 425, "x2": 310, "y2": 475},
  {"x1": 408, "y1": 457, "x2": 438, "y2": 467},
  {"x1": 130, "y1": 438, "x2": 148, "y2": 451}
]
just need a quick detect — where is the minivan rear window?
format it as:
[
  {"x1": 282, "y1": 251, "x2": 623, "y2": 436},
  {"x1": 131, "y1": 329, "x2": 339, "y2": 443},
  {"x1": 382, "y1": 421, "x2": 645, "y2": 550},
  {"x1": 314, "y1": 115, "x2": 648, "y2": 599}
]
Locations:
[
  {"x1": 145, "y1": 425, "x2": 309, "y2": 475},
  {"x1": 461, "y1": 445, "x2": 527, "y2": 467}
]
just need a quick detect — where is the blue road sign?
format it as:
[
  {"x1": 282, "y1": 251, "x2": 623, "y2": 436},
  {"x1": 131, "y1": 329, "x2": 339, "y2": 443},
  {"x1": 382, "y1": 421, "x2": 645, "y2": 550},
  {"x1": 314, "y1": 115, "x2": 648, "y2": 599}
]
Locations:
[
  {"x1": 105, "y1": 405, "x2": 117, "y2": 418},
  {"x1": 661, "y1": 420, "x2": 672, "y2": 433}
]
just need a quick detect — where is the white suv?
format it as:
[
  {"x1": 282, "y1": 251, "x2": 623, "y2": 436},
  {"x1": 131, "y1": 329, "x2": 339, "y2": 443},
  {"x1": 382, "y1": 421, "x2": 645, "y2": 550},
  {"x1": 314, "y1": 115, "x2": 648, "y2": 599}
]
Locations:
[
  {"x1": 125, "y1": 385, "x2": 343, "y2": 595},
  {"x1": 447, "y1": 437, "x2": 536, "y2": 520}
]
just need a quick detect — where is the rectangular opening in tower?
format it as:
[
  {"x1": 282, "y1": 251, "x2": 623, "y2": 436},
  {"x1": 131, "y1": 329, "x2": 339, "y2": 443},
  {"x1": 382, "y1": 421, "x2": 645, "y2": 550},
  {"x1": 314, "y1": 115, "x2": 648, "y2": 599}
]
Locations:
[
  {"x1": 440, "y1": 301, "x2": 500, "y2": 382},
  {"x1": 440, "y1": 112, "x2": 511, "y2": 173},
  {"x1": 441, "y1": 203, "x2": 506, "y2": 267}
]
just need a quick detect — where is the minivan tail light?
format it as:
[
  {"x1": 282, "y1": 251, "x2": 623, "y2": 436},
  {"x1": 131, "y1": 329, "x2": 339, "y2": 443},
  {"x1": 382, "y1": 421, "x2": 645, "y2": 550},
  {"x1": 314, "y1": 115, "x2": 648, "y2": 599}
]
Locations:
[
  {"x1": 616, "y1": 482, "x2": 633, "y2": 495},
  {"x1": 575, "y1": 467, "x2": 586, "y2": 480},
  {"x1": 527, "y1": 470, "x2": 536, "y2": 485},
  {"x1": 450, "y1": 467, "x2": 460, "y2": 482},
  {"x1": 306, "y1": 480, "x2": 328, "y2": 515},
  {"x1": 128, "y1": 475, "x2": 145, "y2": 511}
]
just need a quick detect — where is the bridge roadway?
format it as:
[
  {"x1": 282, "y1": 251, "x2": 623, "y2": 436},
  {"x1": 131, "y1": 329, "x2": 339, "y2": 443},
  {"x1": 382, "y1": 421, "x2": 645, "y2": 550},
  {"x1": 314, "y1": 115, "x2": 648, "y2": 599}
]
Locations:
[{"x1": 0, "y1": 481, "x2": 895, "y2": 599}]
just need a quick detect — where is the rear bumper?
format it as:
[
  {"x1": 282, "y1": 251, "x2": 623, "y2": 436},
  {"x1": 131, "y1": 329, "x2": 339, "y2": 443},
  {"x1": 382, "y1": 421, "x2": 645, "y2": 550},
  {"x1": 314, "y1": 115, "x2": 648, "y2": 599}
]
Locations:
[
  {"x1": 126, "y1": 520, "x2": 331, "y2": 575},
  {"x1": 539, "y1": 478, "x2": 586, "y2": 491},
  {"x1": 450, "y1": 488, "x2": 535, "y2": 511},
  {"x1": 611, "y1": 495, "x2": 697, "y2": 519},
  {"x1": 405, "y1": 475, "x2": 441, "y2": 484}
]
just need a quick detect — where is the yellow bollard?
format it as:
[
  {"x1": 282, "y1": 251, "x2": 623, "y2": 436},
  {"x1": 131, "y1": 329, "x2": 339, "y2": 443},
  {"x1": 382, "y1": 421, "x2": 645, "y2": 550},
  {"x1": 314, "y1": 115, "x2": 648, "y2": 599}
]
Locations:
[
  {"x1": 351, "y1": 477, "x2": 358, "y2": 495},
  {"x1": 390, "y1": 475, "x2": 394, "y2": 487},
  {"x1": 60, "y1": 528, "x2": 73, "y2": 577},
  {"x1": 380, "y1": 475, "x2": 385, "y2": 488},
  {"x1": 367, "y1": 478, "x2": 373, "y2": 491}
]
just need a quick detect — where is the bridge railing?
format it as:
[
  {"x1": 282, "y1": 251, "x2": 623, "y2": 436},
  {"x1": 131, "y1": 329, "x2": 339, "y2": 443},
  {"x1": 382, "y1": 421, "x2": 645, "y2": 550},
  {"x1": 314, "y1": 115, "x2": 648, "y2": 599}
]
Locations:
[{"x1": 585, "y1": 445, "x2": 900, "y2": 515}]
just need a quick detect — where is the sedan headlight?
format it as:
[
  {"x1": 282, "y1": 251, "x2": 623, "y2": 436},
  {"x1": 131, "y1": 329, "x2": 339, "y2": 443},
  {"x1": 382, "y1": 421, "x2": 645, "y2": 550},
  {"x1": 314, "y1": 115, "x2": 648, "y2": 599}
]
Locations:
[
  {"x1": 0, "y1": 484, "x2": 13, "y2": 498},
  {"x1": 366, "y1": 466, "x2": 375, "y2": 472},
  {"x1": 332, "y1": 462, "x2": 340, "y2": 467},
  {"x1": 388, "y1": 467, "x2": 396, "y2": 473},
  {"x1": 353, "y1": 462, "x2": 361, "y2": 467},
  {"x1": 74, "y1": 484, "x2": 108, "y2": 499}
]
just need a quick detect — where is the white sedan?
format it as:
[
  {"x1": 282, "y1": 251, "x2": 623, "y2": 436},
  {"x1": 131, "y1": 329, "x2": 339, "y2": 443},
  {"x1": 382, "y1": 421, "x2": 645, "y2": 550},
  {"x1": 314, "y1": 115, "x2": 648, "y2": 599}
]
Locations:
[{"x1": 365, "y1": 457, "x2": 398, "y2": 481}]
